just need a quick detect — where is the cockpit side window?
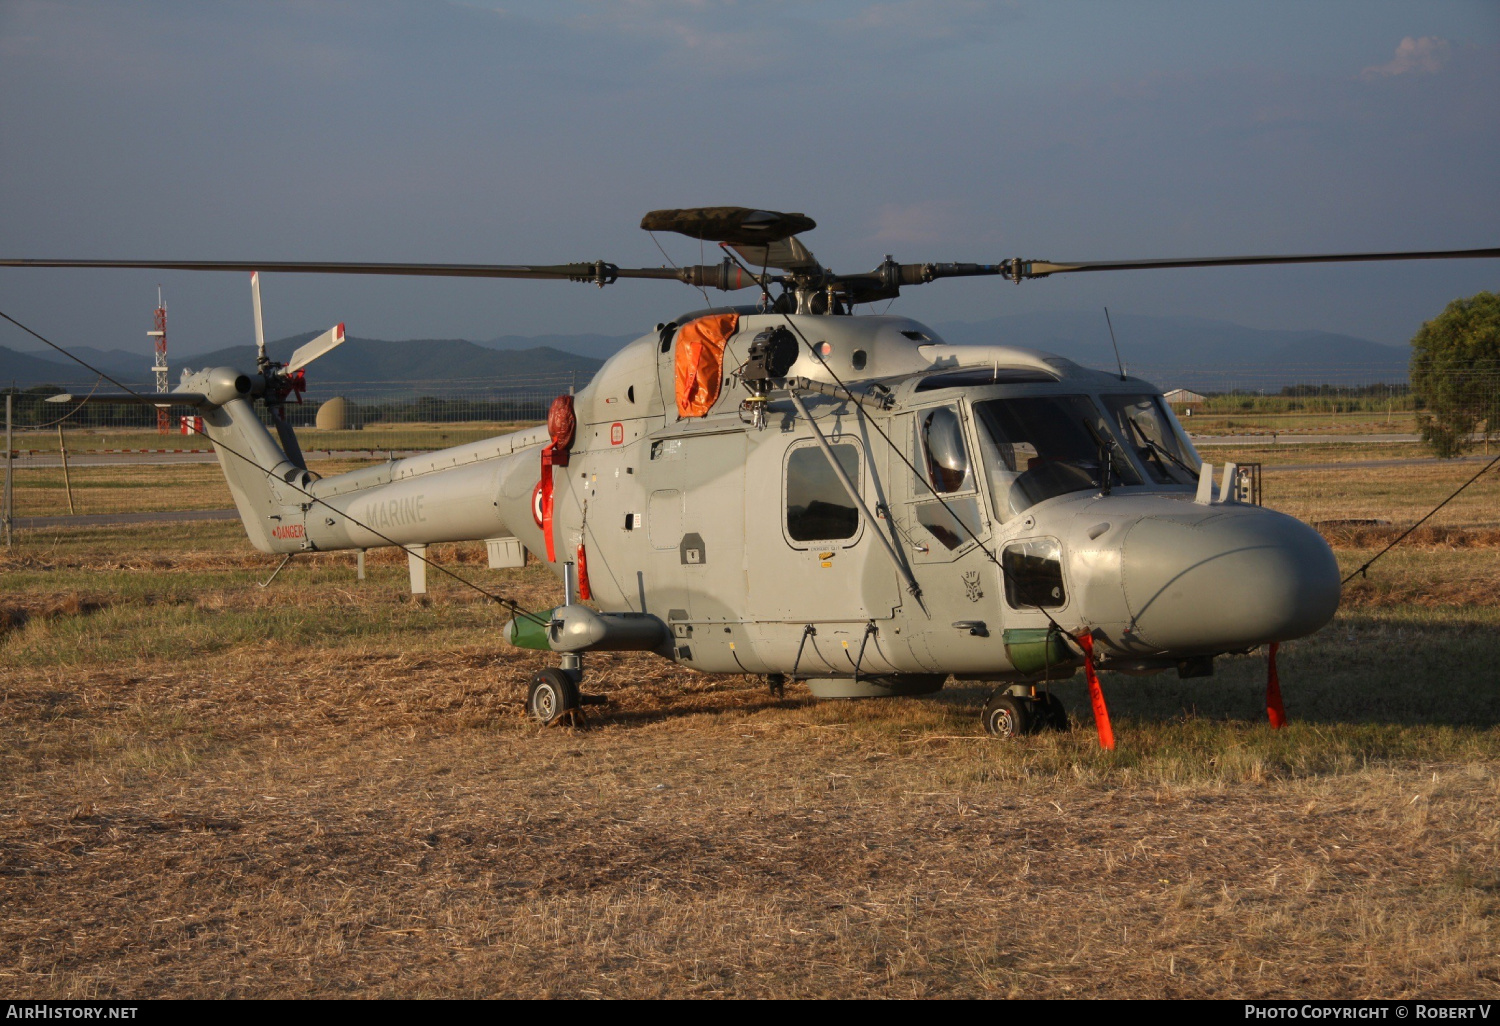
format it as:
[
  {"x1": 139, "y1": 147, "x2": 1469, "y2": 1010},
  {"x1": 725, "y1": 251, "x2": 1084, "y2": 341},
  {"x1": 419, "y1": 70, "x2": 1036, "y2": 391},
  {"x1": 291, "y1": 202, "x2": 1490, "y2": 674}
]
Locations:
[
  {"x1": 908, "y1": 406, "x2": 984, "y2": 553},
  {"x1": 973, "y1": 395, "x2": 1141, "y2": 520},
  {"x1": 921, "y1": 406, "x2": 973, "y2": 494},
  {"x1": 1002, "y1": 538, "x2": 1067, "y2": 609},
  {"x1": 1100, "y1": 394, "x2": 1201, "y2": 486}
]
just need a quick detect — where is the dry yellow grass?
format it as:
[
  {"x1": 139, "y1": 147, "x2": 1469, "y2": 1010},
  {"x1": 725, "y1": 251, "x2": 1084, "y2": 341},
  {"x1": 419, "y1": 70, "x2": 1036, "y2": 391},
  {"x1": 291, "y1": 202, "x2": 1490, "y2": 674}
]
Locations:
[
  {"x1": 1270, "y1": 461, "x2": 1500, "y2": 529},
  {"x1": 2, "y1": 664, "x2": 1494, "y2": 998},
  {"x1": 1191, "y1": 446, "x2": 1500, "y2": 530},
  {"x1": 2, "y1": 448, "x2": 1498, "y2": 998},
  {"x1": 1185, "y1": 410, "x2": 1419, "y2": 436}
]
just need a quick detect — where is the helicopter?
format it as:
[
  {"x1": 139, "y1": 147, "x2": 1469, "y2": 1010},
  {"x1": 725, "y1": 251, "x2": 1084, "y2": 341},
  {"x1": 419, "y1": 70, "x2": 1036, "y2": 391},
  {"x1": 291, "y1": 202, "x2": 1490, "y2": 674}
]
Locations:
[{"x1": 8, "y1": 208, "x2": 1498, "y2": 745}]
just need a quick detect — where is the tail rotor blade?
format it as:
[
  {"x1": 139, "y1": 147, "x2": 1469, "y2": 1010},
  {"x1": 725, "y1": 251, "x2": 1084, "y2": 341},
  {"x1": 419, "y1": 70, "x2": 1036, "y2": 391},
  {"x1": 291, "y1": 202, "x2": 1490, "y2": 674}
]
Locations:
[
  {"x1": 286, "y1": 323, "x2": 346, "y2": 374},
  {"x1": 250, "y1": 271, "x2": 266, "y2": 365}
]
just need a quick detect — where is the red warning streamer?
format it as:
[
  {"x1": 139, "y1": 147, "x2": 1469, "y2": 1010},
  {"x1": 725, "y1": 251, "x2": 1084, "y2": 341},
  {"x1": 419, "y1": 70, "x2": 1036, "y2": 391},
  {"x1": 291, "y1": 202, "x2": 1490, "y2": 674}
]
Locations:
[
  {"x1": 1266, "y1": 642, "x2": 1287, "y2": 729},
  {"x1": 576, "y1": 542, "x2": 592, "y2": 602},
  {"x1": 1077, "y1": 632, "x2": 1116, "y2": 751}
]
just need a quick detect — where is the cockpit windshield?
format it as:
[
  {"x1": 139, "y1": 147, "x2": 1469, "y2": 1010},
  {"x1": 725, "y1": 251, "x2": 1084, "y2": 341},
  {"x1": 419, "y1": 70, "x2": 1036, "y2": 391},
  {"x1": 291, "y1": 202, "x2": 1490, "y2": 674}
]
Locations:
[
  {"x1": 973, "y1": 395, "x2": 1142, "y2": 520},
  {"x1": 1100, "y1": 394, "x2": 1201, "y2": 486}
]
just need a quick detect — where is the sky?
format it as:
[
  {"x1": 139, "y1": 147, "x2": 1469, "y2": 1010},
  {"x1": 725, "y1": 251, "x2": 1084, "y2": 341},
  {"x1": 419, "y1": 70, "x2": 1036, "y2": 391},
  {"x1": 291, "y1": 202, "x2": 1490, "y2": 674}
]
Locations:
[{"x1": 1, "y1": 0, "x2": 1497, "y2": 359}]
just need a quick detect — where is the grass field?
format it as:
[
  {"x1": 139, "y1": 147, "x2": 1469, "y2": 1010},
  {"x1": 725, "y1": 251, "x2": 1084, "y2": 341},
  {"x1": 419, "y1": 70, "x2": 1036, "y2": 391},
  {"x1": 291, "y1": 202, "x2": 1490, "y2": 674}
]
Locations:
[
  {"x1": 12, "y1": 460, "x2": 382, "y2": 517},
  {"x1": 1182, "y1": 410, "x2": 1419, "y2": 436},
  {"x1": 1, "y1": 447, "x2": 1497, "y2": 998},
  {"x1": 1210, "y1": 445, "x2": 1500, "y2": 530}
]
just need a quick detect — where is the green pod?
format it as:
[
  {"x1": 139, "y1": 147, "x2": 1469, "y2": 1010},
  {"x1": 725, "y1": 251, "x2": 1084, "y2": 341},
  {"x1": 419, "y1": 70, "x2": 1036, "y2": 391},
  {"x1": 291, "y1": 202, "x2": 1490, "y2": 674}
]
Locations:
[
  {"x1": 505, "y1": 608, "x2": 556, "y2": 651},
  {"x1": 1002, "y1": 627, "x2": 1078, "y2": 677}
]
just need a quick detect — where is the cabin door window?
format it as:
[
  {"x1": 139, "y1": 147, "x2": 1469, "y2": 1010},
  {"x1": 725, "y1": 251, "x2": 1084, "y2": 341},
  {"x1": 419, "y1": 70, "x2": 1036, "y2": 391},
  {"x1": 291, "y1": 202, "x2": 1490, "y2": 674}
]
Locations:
[{"x1": 784, "y1": 441, "x2": 862, "y2": 545}]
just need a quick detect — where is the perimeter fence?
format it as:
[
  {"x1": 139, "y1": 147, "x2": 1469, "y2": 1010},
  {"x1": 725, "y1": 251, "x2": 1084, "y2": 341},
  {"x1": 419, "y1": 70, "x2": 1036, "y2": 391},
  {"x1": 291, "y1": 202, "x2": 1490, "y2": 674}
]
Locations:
[
  {"x1": 1127, "y1": 367, "x2": 1500, "y2": 533},
  {"x1": 3, "y1": 370, "x2": 1498, "y2": 534},
  {"x1": 2, "y1": 372, "x2": 586, "y2": 455}
]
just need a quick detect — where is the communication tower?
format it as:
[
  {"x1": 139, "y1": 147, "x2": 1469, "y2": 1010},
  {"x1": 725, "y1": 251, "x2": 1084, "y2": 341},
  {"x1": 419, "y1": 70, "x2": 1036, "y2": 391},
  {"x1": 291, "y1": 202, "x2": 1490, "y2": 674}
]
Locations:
[{"x1": 149, "y1": 287, "x2": 169, "y2": 433}]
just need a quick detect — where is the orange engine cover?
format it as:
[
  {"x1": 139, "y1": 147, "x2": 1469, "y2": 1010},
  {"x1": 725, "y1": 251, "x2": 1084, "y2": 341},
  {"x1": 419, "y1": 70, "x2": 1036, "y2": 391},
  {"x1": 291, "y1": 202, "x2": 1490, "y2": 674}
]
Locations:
[{"x1": 674, "y1": 312, "x2": 739, "y2": 418}]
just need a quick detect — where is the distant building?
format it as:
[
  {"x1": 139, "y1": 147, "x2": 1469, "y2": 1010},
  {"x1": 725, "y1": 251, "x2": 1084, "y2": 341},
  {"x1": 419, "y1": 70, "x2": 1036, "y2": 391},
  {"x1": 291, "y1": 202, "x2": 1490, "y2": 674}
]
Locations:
[{"x1": 1163, "y1": 388, "x2": 1206, "y2": 415}]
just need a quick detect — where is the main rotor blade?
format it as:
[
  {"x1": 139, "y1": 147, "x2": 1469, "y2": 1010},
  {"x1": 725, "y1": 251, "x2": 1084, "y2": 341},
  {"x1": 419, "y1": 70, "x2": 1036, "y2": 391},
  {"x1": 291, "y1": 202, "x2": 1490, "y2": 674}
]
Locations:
[
  {"x1": 285, "y1": 323, "x2": 346, "y2": 374},
  {"x1": 727, "y1": 236, "x2": 819, "y2": 273},
  {"x1": 1011, "y1": 247, "x2": 1500, "y2": 278},
  {"x1": 0, "y1": 257, "x2": 763, "y2": 290},
  {"x1": 46, "y1": 391, "x2": 211, "y2": 408}
]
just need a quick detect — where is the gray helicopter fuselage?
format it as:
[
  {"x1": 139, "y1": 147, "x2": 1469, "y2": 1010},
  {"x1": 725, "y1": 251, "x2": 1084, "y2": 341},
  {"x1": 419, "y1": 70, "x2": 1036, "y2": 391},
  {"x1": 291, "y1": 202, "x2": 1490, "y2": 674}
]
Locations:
[{"x1": 185, "y1": 310, "x2": 1341, "y2": 686}]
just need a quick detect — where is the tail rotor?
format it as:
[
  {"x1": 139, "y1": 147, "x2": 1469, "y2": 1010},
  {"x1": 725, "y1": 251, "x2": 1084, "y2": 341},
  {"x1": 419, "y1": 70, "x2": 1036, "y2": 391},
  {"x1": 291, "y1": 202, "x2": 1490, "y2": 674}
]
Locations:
[
  {"x1": 251, "y1": 271, "x2": 268, "y2": 372},
  {"x1": 247, "y1": 272, "x2": 349, "y2": 469}
]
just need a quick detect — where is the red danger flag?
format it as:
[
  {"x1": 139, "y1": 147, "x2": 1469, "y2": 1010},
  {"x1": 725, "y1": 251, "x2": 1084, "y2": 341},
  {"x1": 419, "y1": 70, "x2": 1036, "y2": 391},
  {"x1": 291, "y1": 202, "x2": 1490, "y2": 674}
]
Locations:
[
  {"x1": 1077, "y1": 632, "x2": 1116, "y2": 751},
  {"x1": 576, "y1": 542, "x2": 592, "y2": 602},
  {"x1": 1266, "y1": 642, "x2": 1287, "y2": 729}
]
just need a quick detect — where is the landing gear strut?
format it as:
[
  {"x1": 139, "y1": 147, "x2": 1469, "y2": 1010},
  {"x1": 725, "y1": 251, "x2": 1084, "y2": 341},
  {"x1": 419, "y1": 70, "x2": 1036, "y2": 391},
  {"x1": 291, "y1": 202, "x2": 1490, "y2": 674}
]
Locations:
[{"x1": 982, "y1": 685, "x2": 1070, "y2": 738}]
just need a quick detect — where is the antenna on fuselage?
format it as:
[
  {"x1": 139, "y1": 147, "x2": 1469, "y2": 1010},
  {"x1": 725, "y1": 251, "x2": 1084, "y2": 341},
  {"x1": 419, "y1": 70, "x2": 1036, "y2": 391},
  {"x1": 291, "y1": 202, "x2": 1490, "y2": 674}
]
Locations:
[{"x1": 1104, "y1": 306, "x2": 1126, "y2": 381}]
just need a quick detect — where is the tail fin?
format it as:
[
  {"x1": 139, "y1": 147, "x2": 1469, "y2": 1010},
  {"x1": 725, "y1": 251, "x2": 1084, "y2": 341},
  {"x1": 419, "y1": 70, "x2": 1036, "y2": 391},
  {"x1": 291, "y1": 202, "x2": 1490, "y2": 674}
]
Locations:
[{"x1": 180, "y1": 365, "x2": 310, "y2": 553}]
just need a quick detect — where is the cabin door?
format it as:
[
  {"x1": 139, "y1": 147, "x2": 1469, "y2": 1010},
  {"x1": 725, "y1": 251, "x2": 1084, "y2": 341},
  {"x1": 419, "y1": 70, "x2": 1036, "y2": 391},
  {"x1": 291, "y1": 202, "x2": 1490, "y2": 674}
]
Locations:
[{"x1": 642, "y1": 430, "x2": 747, "y2": 625}]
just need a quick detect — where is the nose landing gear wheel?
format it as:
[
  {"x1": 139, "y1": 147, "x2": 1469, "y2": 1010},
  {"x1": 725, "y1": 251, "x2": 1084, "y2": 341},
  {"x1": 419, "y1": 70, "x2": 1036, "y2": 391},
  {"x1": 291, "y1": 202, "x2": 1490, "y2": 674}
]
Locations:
[
  {"x1": 528, "y1": 668, "x2": 582, "y2": 726},
  {"x1": 982, "y1": 693, "x2": 1032, "y2": 738}
]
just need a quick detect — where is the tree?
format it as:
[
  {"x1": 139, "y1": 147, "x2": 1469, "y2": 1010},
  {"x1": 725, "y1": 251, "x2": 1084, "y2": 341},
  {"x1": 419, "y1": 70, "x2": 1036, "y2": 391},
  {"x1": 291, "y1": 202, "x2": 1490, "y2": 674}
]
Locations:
[{"x1": 1410, "y1": 291, "x2": 1500, "y2": 457}]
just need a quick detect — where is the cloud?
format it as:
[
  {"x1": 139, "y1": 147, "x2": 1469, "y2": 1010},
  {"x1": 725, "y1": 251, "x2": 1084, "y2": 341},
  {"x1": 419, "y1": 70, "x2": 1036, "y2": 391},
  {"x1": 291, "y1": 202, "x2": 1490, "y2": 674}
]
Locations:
[
  {"x1": 1361, "y1": 36, "x2": 1449, "y2": 80},
  {"x1": 870, "y1": 201, "x2": 962, "y2": 246},
  {"x1": 840, "y1": 0, "x2": 1017, "y2": 41}
]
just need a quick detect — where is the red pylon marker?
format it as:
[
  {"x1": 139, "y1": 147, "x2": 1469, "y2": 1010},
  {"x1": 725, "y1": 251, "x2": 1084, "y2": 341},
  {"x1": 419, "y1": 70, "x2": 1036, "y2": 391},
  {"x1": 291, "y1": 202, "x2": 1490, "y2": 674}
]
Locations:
[
  {"x1": 1266, "y1": 642, "x2": 1287, "y2": 729},
  {"x1": 1077, "y1": 632, "x2": 1116, "y2": 751}
]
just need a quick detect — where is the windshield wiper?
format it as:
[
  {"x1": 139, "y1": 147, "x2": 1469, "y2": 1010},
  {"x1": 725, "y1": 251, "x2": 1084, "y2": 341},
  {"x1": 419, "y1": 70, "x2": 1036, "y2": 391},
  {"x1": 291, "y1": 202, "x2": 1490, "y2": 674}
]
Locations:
[{"x1": 1127, "y1": 415, "x2": 1198, "y2": 478}]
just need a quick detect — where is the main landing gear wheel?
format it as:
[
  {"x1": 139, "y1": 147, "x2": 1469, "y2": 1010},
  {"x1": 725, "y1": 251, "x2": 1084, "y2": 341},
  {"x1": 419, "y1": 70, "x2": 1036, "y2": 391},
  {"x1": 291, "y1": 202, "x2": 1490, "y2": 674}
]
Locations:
[
  {"x1": 527, "y1": 668, "x2": 581, "y2": 726},
  {"x1": 982, "y1": 690, "x2": 1070, "y2": 737},
  {"x1": 982, "y1": 694, "x2": 1031, "y2": 738}
]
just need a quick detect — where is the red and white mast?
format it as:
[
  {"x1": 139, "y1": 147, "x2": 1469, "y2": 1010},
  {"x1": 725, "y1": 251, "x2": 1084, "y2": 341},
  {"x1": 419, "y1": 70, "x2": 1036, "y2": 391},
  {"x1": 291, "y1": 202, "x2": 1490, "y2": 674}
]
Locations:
[{"x1": 149, "y1": 286, "x2": 168, "y2": 433}]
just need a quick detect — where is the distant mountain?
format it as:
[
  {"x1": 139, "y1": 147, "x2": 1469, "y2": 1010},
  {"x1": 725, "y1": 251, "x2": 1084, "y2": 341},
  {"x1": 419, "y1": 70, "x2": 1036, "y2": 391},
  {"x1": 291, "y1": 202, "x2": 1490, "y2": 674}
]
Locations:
[
  {"x1": 478, "y1": 332, "x2": 637, "y2": 362},
  {"x1": 1, "y1": 344, "x2": 152, "y2": 387},
  {"x1": 31, "y1": 345, "x2": 149, "y2": 381},
  {"x1": 179, "y1": 333, "x2": 603, "y2": 396},
  {"x1": 469, "y1": 313, "x2": 1413, "y2": 388},
  {"x1": 5, "y1": 313, "x2": 1412, "y2": 395},
  {"x1": 933, "y1": 312, "x2": 1410, "y2": 389}
]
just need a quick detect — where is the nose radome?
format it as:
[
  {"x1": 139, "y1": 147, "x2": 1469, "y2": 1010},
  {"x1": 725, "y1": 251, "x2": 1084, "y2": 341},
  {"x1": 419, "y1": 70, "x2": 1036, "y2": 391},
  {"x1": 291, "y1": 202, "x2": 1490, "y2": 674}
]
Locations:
[{"x1": 1120, "y1": 508, "x2": 1340, "y2": 653}]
